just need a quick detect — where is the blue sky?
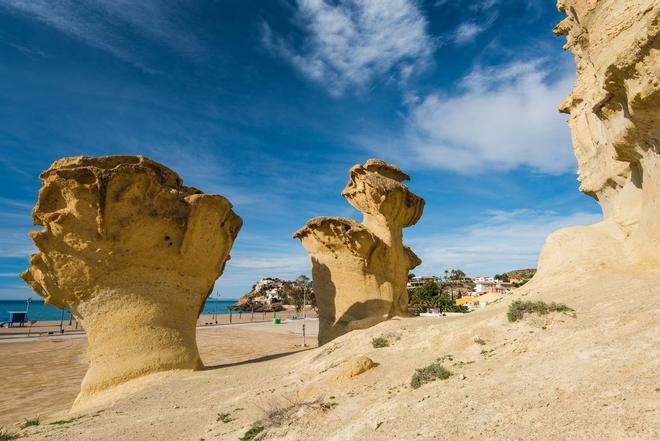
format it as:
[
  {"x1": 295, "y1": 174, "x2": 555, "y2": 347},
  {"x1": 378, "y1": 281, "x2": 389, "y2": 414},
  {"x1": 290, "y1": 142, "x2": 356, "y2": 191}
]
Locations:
[{"x1": 0, "y1": 0, "x2": 601, "y2": 300}]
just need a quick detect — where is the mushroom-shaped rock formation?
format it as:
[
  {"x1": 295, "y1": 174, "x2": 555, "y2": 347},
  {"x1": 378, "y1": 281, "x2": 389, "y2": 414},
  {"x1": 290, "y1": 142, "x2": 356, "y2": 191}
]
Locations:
[
  {"x1": 20, "y1": 156, "x2": 242, "y2": 407},
  {"x1": 294, "y1": 159, "x2": 424, "y2": 345},
  {"x1": 530, "y1": 0, "x2": 659, "y2": 284}
]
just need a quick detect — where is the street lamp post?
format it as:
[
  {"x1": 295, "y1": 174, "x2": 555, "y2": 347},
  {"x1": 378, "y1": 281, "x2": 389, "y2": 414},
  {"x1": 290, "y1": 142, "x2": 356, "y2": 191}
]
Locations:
[
  {"x1": 214, "y1": 292, "x2": 219, "y2": 324},
  {"x1": 302, "y1": 286, "x2": 307, "y2": 347}
]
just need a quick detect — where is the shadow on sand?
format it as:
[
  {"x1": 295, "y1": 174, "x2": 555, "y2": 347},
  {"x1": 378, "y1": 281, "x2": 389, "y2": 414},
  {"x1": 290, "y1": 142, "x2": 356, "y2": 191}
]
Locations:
[{"x1": 202, "y1": 347, "x2": 316, "y2": 370}]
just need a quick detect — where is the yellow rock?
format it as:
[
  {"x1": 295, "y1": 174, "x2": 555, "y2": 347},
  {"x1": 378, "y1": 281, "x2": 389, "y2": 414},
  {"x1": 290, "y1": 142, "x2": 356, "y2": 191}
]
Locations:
[
  {"x1": 21, "y1": 155, "x2": 242, "y2": 408},
  {"x1": 294, "y1": 159, "x2": 424, "y2": 345},
  {"x1": 341, "y1": 355, "x2": 376, "y2": 378},
  {"x1": 532, "y1": 0, "x2": 660, "y2": 284}
]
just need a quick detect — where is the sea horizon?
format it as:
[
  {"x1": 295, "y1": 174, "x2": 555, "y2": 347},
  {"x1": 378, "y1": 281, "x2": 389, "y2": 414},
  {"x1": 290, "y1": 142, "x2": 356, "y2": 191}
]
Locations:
[{"x1": 1, "y1": 298, "x2": 239, "y2": 322}]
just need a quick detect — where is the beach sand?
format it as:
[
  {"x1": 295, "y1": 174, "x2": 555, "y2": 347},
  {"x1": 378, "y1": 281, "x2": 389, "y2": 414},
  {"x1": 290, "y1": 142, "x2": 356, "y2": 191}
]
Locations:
[
  {"x1": 0, "y1": 319, "x2": 318, "y2": 428},
  {"x1": 5, "y1": 271, "x2": 658, "y2": 441},
  {"x1": 0, "y1": 309, "x2": 314, "y2": 338}
]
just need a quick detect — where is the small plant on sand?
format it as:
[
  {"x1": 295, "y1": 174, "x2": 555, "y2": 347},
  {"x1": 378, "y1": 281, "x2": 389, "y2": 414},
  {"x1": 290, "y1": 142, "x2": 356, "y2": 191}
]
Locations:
[
  {"x1": 507, "y1": 300, "x2": 574, "y2": 322},
  {"x1": 0, "y1": 427, "x2": 18, "y2": 441},
  {"x1": 371, "y1": 337, "x2": 389, "y2": 348},
  {"x1": 48, "y1": 416, "x2": 80, "y2": 426},
  {"x1": 410, "y1": 363, "x2": 451, "y2": 389},
  {"x1": 239, "y1": 423, "x2": 264, "y2": 441},
  {"x1": 19, "y1": 417, "x2": 39, "y2": 429},
  {"x1": 473, "y1": 337, "x2": 486, "y2": 345},
  {"x1": 216, "y1": 412, "x2": 233, "y2": 423}
]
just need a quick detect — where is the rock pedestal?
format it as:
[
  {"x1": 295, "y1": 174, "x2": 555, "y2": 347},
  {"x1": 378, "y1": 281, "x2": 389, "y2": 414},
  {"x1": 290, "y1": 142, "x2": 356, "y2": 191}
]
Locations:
[
  {"x1": 532, "y1": 0, "x2": 659, "y2": 282},
  {"x1": 294, "y1": 159, "x2": 424, "y2": 345},
  {"x1": 21, "y1": 156, "x2": 242, "y2": 406}
]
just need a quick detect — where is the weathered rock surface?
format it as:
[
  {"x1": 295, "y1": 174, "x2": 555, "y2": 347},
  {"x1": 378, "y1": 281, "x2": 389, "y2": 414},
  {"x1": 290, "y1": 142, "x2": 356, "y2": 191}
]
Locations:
[
  {"x1": 340, "y1": 355, "x2": 376, "y2": 379},
  {"x1": 20, "y1": 155, "x2": 242, "y2": 407},
  {"x1": 532, "y1": 0, "x2": 659, "y2": 281},
  {"x1": 294, "y1": 159, "x2": 424, "y2": 345}
]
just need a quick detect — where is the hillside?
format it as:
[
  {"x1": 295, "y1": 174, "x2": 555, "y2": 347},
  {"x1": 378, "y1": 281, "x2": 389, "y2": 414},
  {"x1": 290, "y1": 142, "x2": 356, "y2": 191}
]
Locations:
[
  {"x1": 505, "y1": 268, "x2": 537, "y2": 281},
  {"x1": 17, "y1": 268, "x2": 659, "y2": 441}
]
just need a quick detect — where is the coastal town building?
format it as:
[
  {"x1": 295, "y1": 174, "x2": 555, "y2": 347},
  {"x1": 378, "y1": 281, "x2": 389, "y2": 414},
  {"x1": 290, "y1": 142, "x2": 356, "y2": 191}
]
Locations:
[
  {"x1": 253, "y1": 277, "x2": 285, "y2": 304},
  {"x1": 472, "y1": 280, "x2": 515, "y2": 295},
  {"x1": 406, "y1": 276, "x2": 438, "y2": 289}
]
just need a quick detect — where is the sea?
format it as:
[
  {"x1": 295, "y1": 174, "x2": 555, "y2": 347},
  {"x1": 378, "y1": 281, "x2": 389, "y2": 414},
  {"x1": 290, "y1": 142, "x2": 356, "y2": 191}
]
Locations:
[{"x1": 0, "y1": 299, "x2": 238, "y2": 322}]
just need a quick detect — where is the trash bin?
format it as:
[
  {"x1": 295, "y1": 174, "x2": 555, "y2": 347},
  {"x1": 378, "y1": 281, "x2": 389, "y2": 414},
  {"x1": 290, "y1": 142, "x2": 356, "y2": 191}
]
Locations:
[{"x1": 272, "y1": 317, "x2": 281, "y2": 324}]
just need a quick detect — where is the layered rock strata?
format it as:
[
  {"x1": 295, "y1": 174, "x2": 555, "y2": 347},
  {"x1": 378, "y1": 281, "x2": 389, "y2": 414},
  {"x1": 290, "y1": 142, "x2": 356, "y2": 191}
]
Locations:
[
  {"x1": 294, "y1": 159, "x2": 424, "y2": 345},
  {"x1": 21, "y1": 156, "x2": 242, "y2": 406},
  {"x1": 532, "y1": 0, "x2": 659, "y2": 281}
]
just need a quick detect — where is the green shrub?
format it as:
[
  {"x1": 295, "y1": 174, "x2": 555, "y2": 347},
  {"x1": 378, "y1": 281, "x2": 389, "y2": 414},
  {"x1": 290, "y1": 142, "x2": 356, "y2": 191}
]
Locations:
[
  {"x1": 216, "y1": 413, "x2": 233, "y2": 423},
  {"x1": 371, "y1": 337, "x2": 389, "y2": 348},
  {"x1": 19, "y1": 417, "x2": 39, "y2": 429},
  {"x1": 507, "y1": 300, "x2": 574, "y2": 322},
  {"x1": 240, "y1": 423, "x2": 264, "y2": 441},
  {"x1": 0, "y1": 427, "x2": 18, "y2": 441},
  {"x1": 49, "y1": 418, "x2": 76, "y2": 426},
  {"x1": 410, "y1": 363, "x2": 451, "y2": 389}
]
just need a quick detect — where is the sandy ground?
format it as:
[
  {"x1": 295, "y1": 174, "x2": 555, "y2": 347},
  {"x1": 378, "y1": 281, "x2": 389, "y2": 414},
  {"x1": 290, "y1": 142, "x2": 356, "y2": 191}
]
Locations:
[
  {"x1": 0, "y1": 309, "x2": 315, "y2": 339},
  {"x1": 0, "y1": 319, "x2": 318, "y2": 429},
  {"x1": 3, "y1": 271, "x2": 660, "y2": 440}
]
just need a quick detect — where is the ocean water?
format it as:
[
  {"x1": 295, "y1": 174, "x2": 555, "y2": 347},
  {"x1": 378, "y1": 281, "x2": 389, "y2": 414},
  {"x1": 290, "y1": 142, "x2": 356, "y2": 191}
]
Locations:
[{"x1": 0, "y1": 299, "x2": 238, "y2": 323}]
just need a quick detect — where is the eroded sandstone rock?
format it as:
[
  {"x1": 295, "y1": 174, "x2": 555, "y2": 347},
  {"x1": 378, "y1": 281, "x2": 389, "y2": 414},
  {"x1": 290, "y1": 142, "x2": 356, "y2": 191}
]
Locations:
[
  {"x1": 340, "y1": 355, "x2": 376, "y2": 379},
  {"x1": 21, "y1": 156, "x2": 242, "y2": 407},
  {"x1": 533, "y1": 0, "x2": 659, "y2": 281},
  {"x1": 294, "y1": 159, "x2": 424, "y2": 345}
]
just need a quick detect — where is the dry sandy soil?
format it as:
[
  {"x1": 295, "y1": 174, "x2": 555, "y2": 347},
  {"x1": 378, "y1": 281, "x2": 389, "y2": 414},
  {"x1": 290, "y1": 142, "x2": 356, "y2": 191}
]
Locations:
[
  {"x1": 4, "y1": 271, "x2": 659, "y2": 440},
  {"x1": 0, "y1": 320, "x2": 316, "y2": 429}
]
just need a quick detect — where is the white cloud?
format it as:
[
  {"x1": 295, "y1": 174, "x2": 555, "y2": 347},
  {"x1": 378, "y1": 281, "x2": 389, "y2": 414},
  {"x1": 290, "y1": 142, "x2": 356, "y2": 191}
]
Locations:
[
  {"x1": 453, "y1": 22, "x2": 487, "y2": 44},
  {"x1": 1, "y1": 0, "x2": 201, "y2": 72},
  {"x1": 395, "y1": 59, "x2": 575, "y2": 174},
  {"x1": 434, "y1": 0, "x2": 498, "y2": 11},
  {"x1": 214, "y1": 245, "x2": 311, "y2": 298},
  {"x1": 229, "y1": 255, "x2": 309, "y2": 271},
  {"x1": 408, "y1": 209, "x2": 601, "y2": 276},
  {"x1": 0, "y1": 228, "x2": 35, "y2": 258},
  {"x1": 263, "y1": 0, "x2": 433, "y2": 95},
  {"x1": 0, "y1": 198, "x2": 36, "y2": 259},
  {"x1": 470, "y1": 0, "x2": 498, "y2": 11}
]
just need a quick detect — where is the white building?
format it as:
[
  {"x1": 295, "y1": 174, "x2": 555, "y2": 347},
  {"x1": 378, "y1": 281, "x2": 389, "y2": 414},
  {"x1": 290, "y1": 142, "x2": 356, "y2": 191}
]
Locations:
[
  {"x1": 407, "y1": 276, "x2": 438, "y2": 289},
  {"x1": 472, "y1": 280, "x2": 515, "y2": 295},
  {"x1": 254, "y1": 277, "x2": 284, "y2": 304}
]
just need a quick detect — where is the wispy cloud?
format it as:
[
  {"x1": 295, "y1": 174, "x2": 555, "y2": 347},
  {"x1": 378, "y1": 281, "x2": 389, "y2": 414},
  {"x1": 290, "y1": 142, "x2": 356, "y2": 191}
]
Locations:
[
  {"x1": 0, "y1": 284, "x2": 34, "y2": 300},
  {"x1": 452, "y1": 12, "x2": 498, "y2": 45},
  {"x1": 262, "y1": 0, "x2": 434, "y2": 95},
  {"x1": 230, "y1": 255, "x2": 309, "y2": 271},
  {"x1": 453, "y1": 22, "x2": 487, "y2": 44},
  {"x1": 409, "y1": 209, "x2": 601, "y2": 276},
  {"x1": 434, "y1": 0, "x2": 498, "y2": 11},
  {"x1": 433, "y1": 0, "x2": 498, "y2": 45},
  {"x1": 0, "y1": 196, "x2": 36, "y2": 259},
  {"x1": 6, "y1": 41, "x2": 51, "y2": 59},
  {"x1": 1, "y1": 0, "x2": 203, "y2": 72},
  {"x1": 0, "y1": 227, "x2": 35, "y2": 258},
  {"x1": 359, "y1": 59, "x2": 575, "y2": 174},
  {"x1": 215, "y1": 244, "x2": 310, "y2": 297}
]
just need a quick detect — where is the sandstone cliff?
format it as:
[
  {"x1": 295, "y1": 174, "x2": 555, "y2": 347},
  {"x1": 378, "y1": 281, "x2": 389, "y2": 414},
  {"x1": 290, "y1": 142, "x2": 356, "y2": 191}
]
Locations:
[{"x1": 531, "y1": 0, "x2": 659, "y2": 283}]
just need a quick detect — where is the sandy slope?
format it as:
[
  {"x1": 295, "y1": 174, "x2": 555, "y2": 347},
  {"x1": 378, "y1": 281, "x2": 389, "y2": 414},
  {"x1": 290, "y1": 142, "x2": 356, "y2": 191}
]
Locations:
[
  {"x1": 11, "y1": 271, "x2": 660, "y2": 440},
  {"x1": 0, "y1": 322, "x2": 315, "y2": 429}
]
